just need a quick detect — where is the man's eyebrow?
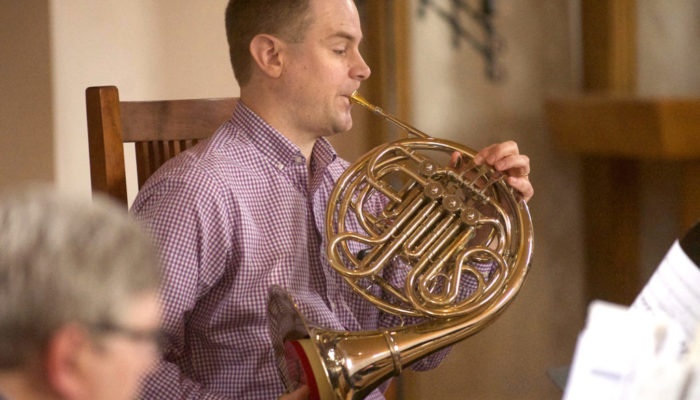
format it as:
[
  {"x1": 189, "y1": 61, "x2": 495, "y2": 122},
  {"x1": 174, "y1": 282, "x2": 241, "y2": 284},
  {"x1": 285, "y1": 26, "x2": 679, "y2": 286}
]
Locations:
[{"x1": 327, "y1": 31, "x2": 361, "y2": 42}]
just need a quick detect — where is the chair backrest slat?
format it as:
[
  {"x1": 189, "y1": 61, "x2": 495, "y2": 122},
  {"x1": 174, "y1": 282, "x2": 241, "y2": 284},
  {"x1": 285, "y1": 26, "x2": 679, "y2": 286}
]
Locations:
[
  {"x1": 134, "y1": 141, "x2": 151, "y2": 189},
  {"x1": 86, "y1": 86, "x2": 238, "y2": 207}
]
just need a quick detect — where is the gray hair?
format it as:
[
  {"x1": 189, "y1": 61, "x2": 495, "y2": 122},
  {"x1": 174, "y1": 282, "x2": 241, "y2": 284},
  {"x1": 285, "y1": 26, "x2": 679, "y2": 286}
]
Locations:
[{"x1": 0, "y1": 186, "x2": 160, "y2": 368}]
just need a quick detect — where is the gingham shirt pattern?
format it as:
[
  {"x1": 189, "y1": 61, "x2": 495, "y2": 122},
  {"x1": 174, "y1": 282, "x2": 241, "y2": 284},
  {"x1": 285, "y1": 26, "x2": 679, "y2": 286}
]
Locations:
[{"x1": 132, "y1": 102, "x2": 453, "y2": 400}]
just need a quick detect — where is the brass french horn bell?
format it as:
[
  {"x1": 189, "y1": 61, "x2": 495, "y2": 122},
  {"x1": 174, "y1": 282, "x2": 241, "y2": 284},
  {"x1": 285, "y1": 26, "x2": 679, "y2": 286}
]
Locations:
[{"x1": 268, "y1": 92, "x2": 534, "y2": 399}]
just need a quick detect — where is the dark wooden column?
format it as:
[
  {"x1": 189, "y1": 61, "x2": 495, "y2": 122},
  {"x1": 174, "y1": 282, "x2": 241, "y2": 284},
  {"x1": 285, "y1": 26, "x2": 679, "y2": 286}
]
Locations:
[
  {"x1": 581, "y1": 0, "x2": 637, "y2": 93},
  {"x1": 581, "y1": 0, "x2": 639, "y2": 305}
]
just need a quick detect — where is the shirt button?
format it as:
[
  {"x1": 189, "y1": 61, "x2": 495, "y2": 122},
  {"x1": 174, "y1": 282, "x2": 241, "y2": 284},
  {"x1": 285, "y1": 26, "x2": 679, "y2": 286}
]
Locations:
[
  {"x1": 295, "y1": 156, "x2": 304, "y2": 164},
  {"x1": 277, "y1": 163, "x2": 284, "y2": 170}
]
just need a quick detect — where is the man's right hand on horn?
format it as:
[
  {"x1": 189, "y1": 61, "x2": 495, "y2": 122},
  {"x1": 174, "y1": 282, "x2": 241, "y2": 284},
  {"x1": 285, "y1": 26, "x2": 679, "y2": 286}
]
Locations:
[{"x1": 451, "y1": 140, "x2": 534, "y2": 202}]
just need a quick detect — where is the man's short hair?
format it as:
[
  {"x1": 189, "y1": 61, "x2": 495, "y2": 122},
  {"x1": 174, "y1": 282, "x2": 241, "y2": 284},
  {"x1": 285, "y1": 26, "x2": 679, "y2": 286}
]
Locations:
[
  {"x1": 225, "y1": 0, "x2": 312, "y2": 86},
  {"x1": 0, "y1": 187, "x2": 160, "y2": 368}
]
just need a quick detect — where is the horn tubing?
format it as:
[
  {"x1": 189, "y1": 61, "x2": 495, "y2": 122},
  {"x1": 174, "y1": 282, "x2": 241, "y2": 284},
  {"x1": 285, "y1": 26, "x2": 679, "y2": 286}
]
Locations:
[
  {"x1": 269, "y1": 92, "x2": 534, "y2": 400},
  {"x1": 350, "y1": 91, "x2": 432, "y2": 139}
]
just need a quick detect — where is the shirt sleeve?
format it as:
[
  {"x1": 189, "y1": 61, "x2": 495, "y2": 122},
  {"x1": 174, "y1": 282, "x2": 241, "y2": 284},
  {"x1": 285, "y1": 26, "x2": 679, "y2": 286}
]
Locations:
[{"x1": 132, "y1": 169, "x2": 234, "y2": 399}]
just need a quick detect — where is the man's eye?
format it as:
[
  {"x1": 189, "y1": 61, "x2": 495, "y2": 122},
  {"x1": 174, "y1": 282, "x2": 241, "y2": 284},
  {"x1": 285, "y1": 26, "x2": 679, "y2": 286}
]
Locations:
[{"x1": 333, "y1": 49, "x2": 347, "y2": 55}]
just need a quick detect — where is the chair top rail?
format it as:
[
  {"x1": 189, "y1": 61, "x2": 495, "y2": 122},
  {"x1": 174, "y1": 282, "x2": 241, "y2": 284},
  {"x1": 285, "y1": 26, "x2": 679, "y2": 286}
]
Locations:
[{"x1": 120, "y1": 97, "x2": 238, "y2": 143}]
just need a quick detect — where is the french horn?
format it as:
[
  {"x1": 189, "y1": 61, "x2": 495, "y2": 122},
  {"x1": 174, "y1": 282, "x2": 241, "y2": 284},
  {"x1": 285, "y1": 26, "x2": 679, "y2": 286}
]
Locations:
[{"x1": 268, "y1": 92, "x2": 533, "y2": 399}]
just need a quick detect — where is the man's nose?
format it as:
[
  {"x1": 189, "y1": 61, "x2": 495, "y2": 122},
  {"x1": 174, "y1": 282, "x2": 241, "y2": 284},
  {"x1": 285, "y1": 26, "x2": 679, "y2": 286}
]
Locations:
[{"x1": 352, "y1": 51, "x2": 371, "y2": 81}]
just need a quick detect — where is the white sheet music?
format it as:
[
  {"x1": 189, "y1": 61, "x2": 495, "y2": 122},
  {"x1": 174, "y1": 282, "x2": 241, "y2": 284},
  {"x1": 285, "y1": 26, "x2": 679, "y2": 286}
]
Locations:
[
  {"x1": 632, "y1": 240, "x2": 700, "y2": 349},
  {"x1": 564, "y1": 241, "x2": 700, "y2": 400},
  {"x1": 563, "y1": 301, "x2": 686, "y2": 400}
]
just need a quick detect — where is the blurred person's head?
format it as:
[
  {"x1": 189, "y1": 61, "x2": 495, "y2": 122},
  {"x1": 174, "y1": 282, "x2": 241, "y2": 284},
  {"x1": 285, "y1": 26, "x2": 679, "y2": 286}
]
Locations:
[{"x1": 0, "y1": 187, "x2": 161, "y2": 400}]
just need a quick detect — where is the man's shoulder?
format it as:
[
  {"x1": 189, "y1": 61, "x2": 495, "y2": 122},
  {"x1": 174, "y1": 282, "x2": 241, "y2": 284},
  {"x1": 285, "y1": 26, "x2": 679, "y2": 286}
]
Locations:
[
  {"x1": 147, "y1": 122, "x2": 256, "y2": 183},
  {"x1": 131, "y1": 123, "x2": 257, "y2": 209}
]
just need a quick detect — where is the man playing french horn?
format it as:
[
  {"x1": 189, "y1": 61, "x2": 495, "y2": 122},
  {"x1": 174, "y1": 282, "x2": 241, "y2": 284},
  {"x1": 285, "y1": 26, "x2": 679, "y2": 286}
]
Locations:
[{"x1": 132, "y1": 0, "x2": 533, "y2": 399}]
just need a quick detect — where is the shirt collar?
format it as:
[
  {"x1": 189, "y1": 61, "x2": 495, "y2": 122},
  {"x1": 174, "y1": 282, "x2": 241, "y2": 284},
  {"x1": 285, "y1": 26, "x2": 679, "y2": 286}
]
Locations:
[
  {"x1": 230, "y1": 101, "x2": 337, "y2": 171},
  {"x1": 311, "y1": 137, "x2": 337, "y2": 170}
]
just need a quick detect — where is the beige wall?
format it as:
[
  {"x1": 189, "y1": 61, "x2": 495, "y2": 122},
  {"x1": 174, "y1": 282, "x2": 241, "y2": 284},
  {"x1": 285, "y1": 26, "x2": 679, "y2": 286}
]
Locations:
[
  {"x1": 638, "y1": 0, "x2": 700, "y2": 96},
  {"x1": 403, "y1": 1, "x2": 586, "y2": 399},
  {"x1": 48, "y1": 0, "x2": 237, "y2": 202},
  {"x1": 0, "y1": 0, "x2": 54, "y2": 187}
]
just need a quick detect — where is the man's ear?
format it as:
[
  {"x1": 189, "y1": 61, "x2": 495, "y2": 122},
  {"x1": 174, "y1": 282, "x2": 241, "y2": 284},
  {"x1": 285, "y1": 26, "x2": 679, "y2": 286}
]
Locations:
[
  {"x1": 249, "y1": 34, "x2": 286, "y2": 79},
  {"x1": 44, "y1": 324, "x2": 91, "y2": 400}
]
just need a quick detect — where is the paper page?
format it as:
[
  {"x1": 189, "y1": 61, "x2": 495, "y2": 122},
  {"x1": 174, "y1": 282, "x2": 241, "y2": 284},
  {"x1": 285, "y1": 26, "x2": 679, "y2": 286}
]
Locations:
[
  {"x1": 562, "y1": 301, "x2": 682, "y2": 400},
  {"x1": 632, "y1": 240, "x2": 700, "y2": 348}
]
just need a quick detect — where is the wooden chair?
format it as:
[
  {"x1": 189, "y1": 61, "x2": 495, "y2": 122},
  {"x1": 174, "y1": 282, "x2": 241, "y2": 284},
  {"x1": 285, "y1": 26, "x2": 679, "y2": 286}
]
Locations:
[{"x1": 86, "y1": 86, "x2": 238, "y2": 207}]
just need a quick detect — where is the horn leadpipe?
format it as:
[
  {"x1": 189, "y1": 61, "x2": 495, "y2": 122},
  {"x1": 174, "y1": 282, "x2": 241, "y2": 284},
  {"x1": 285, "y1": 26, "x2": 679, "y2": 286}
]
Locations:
[{"x1": 350, "y1": 91, "x2": 432, "y2": 140}]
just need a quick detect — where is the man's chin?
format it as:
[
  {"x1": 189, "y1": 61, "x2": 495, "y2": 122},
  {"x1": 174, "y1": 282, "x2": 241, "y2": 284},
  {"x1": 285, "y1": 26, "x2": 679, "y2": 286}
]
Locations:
[{"x1": 331, "y1": 118, "x2": 353, "y2": 135}]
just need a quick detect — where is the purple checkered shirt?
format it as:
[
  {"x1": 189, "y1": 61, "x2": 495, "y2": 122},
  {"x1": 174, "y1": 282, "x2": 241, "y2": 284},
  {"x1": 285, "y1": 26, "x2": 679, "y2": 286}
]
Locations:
[{"x1": 131, "y1": 102, "x2": 456, "y2": 399}]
